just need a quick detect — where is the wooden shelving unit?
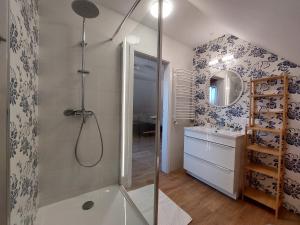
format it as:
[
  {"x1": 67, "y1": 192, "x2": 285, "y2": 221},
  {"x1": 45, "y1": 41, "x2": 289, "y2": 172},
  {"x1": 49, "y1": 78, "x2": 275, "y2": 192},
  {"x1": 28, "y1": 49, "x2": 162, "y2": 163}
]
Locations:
[
  {"x1": 246, "y1": 125, "x2": 282, "y2": 133},
  {"x1": 242, "y1": 74, "x2": 288, "y2": 218},
  {"x1": 247, "y1": 144, "x2": 280, "y2": 156},
  {"x1": 245, "y1": 163, "x2": 278, "y2": 179},
  {"x1": 254, "y1": 110, "x2": 283, "y2": 115},
  {"x1": 244, "y1": 187, "x2": 277, "y2": 209},
  {"x1": 251, "y1": 93, "x2": 284, "y2": 98}
]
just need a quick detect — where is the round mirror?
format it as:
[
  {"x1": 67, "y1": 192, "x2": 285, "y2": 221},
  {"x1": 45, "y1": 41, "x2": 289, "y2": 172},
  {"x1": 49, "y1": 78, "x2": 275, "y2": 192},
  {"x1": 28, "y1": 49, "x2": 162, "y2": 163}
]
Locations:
[{"x1": 209, "y1": 70, "x2": 243, "y2": 107}]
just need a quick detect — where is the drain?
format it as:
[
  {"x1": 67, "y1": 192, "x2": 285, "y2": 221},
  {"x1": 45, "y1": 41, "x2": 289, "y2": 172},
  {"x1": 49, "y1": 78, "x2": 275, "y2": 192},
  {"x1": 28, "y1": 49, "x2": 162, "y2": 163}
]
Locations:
[{"x1": 82, "y1": 201, "x2": 94, "y2": 210}]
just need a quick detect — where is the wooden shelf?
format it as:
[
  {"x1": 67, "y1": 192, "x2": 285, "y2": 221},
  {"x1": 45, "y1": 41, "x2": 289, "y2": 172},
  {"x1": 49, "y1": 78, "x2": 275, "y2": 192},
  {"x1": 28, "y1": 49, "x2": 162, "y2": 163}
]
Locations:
[
  {"x1": 252, "y1": 75, "x2": 285, "y2": 83},
  {"x1": 254, "y1": 110, "x2": 283, "y2": 115},
  {"x1": 247, "y1": 126, "x2": 282, "y2": 134},
  {"x1": 247, "y1": 144, "x2": 280, "y2": 156},
  {"x1": 245, "y1": 163, "x2": 278, "y2": 179},
  {"x1": 244, "y1": 73, "x2": 288, "y2": 218},
  {"x1": 251, "y1": 93, "x2": 284, "y2": 98},
  {"x1": 244, "y1": 187, "x2": 276, "y2": 209}
]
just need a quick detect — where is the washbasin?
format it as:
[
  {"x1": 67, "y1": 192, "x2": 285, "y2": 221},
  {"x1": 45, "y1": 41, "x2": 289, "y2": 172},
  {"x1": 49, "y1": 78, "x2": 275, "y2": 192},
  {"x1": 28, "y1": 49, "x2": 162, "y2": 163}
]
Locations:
[{"x1": 185, "y1": 126, "x2": 243, "y2": 138}]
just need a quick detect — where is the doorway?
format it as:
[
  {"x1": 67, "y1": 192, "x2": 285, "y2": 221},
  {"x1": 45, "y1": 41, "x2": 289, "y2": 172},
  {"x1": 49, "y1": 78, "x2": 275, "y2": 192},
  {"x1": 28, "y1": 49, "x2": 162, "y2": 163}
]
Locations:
[{"x1": 131, "y1": 51, "x2": 167, "y2": 190}]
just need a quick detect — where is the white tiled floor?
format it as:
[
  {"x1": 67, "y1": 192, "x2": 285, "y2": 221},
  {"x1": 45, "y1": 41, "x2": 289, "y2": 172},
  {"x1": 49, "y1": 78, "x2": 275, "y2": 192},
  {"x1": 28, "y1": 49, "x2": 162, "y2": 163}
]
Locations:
[{"x1": 37, "y1": 185, "x2": 147, "y2": 225}]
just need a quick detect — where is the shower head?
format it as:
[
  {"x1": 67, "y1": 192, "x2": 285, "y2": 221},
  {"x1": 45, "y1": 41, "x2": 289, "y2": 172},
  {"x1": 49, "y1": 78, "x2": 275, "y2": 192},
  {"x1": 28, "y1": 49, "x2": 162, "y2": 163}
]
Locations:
[{"x1": 72, "y1": 0, "x2": 100, "y2": 18}]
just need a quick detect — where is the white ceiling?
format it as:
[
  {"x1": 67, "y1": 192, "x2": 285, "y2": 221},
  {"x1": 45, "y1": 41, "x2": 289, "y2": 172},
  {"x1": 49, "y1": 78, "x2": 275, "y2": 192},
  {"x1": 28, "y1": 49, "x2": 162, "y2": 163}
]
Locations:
[{"x1": 101, "y1": 0, "x2": 300, "y2": 64}]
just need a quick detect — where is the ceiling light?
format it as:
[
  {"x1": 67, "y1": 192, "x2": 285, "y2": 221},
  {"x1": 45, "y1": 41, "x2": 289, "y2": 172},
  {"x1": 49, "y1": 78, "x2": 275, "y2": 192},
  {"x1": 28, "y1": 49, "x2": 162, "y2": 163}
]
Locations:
[
  {"x1": 150, "y1": 0, "x2": 173, "y2": 18},
  {"x1": 222, "y1": 54, "x2": 234, "y2": 62},
  {"x1": 208, "y1": 59, "x2": 219, "y2": 66}
]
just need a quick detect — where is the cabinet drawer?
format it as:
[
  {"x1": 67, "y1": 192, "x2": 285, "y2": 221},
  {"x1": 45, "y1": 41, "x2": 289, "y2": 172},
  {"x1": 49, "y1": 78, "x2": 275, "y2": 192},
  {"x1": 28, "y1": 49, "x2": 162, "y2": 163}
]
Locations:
[
  {"x1": 184, "y1": 129, "x2": 238, "y2": 147},
  {"x1": 184, "y1": 136, "x2": 235, "y2": 170},
  {"x1": 208, "y1": 135, "x2": 236, "y2": 147},
  {"x1": 184, "y1": 153, "x2": 234, "y2": 194},
  {"x1": 184, "y1": 130, "x2": 208, "y2": 141}
]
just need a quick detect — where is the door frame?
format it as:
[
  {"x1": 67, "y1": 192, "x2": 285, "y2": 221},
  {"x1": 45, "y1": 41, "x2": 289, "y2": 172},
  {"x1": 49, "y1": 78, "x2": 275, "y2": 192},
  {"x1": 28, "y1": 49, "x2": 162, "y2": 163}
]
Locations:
[
  {"x1": 0, "y1": 0, "x2": 9, "y2": 224},
  {"x1": 133, "y1": 51, "x2": 170, "y2": 174},
  {"x1": 120, "y1": 42, "x2": 171, "y2": 188},
  {"x1": 120, "y1": 38, "x2": 135, "y2": 188}
]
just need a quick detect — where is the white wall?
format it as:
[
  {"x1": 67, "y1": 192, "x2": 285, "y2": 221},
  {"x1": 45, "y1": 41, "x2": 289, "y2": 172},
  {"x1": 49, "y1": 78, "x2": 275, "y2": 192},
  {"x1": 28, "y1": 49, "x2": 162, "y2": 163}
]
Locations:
[
  {"x1": 39, "y1": 1, "x2": 122, "y2": 205},
  {"x1": 39, "y1": 0, "x2": 192, "y2": 206},
  {"x1": 161, "y1": 36, "x2": 194, "y2": 173}
]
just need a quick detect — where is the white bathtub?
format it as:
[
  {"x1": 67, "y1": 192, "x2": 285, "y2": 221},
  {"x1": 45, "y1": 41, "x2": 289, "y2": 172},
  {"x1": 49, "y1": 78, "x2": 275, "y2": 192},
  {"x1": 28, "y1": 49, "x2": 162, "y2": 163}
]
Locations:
[{"x1": 37, "y1": 185, "x2": 148, "y2": 225}]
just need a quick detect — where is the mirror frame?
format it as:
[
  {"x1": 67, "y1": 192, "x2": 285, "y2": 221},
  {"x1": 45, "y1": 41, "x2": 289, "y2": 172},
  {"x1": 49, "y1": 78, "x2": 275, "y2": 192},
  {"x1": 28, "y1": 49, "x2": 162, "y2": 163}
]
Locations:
[{"x1": 207, "y1": 70, "x2": 244, "y2": 108}]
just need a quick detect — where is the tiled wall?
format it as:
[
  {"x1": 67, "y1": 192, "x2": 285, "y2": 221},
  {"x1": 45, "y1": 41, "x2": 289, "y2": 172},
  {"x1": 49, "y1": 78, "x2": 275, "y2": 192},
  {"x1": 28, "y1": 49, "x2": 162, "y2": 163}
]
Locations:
[
  {"x1": 9, "y1": 0, "x2": 39, "y2": 224},
  {"x1": 38, "y1": 0, "x2": 121, "y2": 205},
  {"x1": 38, "y1": 0, "x2": 193, "y2": 205},
  {"x1": 193, "y1": 34, "x2": 300, "y2": 214}
]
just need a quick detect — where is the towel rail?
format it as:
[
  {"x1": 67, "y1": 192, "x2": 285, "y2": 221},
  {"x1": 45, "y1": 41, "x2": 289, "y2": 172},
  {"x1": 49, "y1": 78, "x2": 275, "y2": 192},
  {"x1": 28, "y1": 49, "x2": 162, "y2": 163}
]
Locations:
[{"x1": 173, "y1": 69, "x2": 195, "y2": 123}]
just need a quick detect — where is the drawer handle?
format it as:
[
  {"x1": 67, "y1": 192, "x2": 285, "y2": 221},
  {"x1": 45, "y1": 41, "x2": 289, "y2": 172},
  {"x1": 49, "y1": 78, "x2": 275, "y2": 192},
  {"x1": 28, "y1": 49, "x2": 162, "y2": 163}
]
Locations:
[
  {"x1": 185, "y1": 153, "x2": 233, "y2": 174},
  {"x1": 209, "y1": 142, "x2": 234, "y2": 151},
  {"x1": 185, "y1": 135, "x2": 207, "y2": 141}
]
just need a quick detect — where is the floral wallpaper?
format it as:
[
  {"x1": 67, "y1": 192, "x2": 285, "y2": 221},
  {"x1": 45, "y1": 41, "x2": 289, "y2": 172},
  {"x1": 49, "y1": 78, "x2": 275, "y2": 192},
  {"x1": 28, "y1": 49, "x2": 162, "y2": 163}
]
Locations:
[
  {"x1": 193, "y1": 34, "x2": 300, "y2": 214},
  {"x1": 9, "y1": 0, "x2": 39, "y2": 224}
]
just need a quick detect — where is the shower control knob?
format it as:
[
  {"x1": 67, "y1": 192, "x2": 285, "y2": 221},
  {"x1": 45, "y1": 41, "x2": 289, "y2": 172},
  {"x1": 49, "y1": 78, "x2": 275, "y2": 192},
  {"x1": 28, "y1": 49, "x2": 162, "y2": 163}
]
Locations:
[
  {"x1": 0, "y1": 35, "x2": 6, "y2": 42},
  {"x1": 64, "y1": 109, "x2": 76, "y2": 116}
]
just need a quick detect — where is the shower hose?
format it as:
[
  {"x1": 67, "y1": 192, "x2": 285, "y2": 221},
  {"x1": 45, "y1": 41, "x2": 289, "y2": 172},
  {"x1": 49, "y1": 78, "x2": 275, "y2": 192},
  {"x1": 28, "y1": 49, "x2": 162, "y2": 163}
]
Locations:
[{"x1": 74, "y1": 111, "x2": 104, "y2": 167}]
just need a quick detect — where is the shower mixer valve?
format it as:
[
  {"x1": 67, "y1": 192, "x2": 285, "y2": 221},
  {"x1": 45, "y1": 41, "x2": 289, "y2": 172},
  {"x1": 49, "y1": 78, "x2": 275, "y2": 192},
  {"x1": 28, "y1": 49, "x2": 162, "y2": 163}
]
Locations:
[
  {"x1": 64, "y1": 109, "x2": 94, "y2": 119},
  {"x1": 78, "y1": 69, "x2": 90, "y2": 74}
]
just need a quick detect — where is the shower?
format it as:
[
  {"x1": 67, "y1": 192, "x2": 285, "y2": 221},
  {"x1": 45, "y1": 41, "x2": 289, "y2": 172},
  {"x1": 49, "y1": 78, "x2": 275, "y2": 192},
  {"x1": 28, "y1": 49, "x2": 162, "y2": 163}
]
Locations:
[
  {"x1": 64, "y1": 0, "x2": 103, "y2": 167},
  {"x1": 71, "y1": 0, "x2": 99, "y2": 18}
]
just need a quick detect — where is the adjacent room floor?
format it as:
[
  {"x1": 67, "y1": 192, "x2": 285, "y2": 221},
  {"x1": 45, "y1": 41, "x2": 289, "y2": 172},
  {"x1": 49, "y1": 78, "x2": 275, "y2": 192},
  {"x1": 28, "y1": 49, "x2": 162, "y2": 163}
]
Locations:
[
  {"x1": 131, "y1": 135, "x2": 156, "y2": 190},
  {"x1": 159, "y1": 170, "x2": 300, "y2": 225}
]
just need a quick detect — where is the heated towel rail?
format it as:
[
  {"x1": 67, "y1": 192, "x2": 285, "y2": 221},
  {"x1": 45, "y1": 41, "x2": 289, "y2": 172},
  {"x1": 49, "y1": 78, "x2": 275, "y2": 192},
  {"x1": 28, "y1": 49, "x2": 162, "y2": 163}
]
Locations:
[{"x1": 173, "y1": 69, "x2": 195, "y2": 123}]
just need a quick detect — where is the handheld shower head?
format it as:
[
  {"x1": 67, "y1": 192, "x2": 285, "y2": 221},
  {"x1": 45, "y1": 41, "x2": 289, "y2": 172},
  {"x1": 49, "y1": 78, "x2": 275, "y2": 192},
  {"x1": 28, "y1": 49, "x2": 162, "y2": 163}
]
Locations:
[{"x1": 72, "y1": 0, "x2": 100, "y2": 18}]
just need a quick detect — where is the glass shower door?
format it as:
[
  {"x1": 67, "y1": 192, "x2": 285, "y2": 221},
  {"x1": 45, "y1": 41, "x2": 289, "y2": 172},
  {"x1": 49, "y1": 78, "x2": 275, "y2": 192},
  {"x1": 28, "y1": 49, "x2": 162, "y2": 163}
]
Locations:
[
  {"x1": 120, "y1": 1, "x2": 162, "y2": 224},
  {"x1": 121, "y1": 41, "x2": 158, "y2": 225}
]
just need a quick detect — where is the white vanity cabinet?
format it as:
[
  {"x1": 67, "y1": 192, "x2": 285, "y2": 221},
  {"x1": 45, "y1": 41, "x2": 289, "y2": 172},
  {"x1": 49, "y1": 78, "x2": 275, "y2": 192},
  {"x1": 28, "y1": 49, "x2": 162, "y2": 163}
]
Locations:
[{"x1": 183, "y1": 127, "x2": 244, "y2": 199}]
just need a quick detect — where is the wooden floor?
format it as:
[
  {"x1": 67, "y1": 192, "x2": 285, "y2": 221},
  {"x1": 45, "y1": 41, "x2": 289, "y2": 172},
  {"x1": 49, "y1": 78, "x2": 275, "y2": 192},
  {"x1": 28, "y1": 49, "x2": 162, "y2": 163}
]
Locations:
[
  {"x1": 131, "y1": 135, "x2": 155, "y2": 190},
  {"x1": 159, "y1": 170, "x2": 300, "y2": 225}
]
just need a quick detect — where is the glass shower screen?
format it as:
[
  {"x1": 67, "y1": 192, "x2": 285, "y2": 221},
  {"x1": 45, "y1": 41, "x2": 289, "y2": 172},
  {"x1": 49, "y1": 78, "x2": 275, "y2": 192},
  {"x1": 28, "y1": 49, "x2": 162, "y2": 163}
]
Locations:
[{"x1": 120, "y1": 1, "x2": 161, "y2": 224}]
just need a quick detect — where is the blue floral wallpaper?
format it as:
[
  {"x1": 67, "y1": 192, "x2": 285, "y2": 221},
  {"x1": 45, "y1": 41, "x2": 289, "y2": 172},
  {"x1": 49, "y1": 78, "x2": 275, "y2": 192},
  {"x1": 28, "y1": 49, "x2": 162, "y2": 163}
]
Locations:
[
  {"x1": 193, "y1": 34, "x2": 300, "y2": 214},
  {"x1": 9, "y1": 0, "x2": 39, "y2": 224}
]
